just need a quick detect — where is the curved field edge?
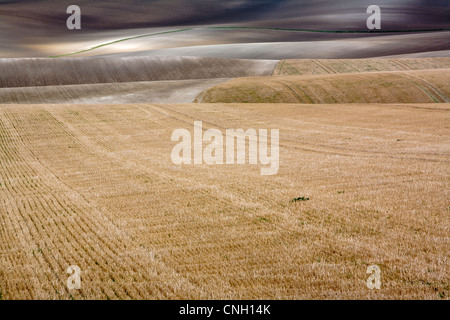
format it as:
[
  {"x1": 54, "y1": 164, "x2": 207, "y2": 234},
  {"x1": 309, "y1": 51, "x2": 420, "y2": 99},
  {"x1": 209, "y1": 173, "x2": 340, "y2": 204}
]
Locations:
[
  {"x1": 196, "y1": 69, "x2": 450, "y2": 104},
  {"x1": 50, "y1": 27, "x2": 450, "y2": 58}
]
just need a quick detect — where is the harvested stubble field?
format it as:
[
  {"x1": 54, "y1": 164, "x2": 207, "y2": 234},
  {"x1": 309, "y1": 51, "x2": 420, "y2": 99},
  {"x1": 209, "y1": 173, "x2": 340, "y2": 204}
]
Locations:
[
  {"x1": 273, "y1": 58, "x2": 450, "y2": 76},
  {"x1": 0, "y1": 56, "x2": 277, "y2": 88},
  {"x1": 0, "y1": 79, "x2": 230, "y2": 104},
  {"x1": 197, "y1": 69, "x2": 450, "y2": 104},
  {"x1": 0, "y1": 102, "x2": 448, "y2": 299},
  {"x1": 1, "y1": 57, "x2": 449, "y2": 105}
]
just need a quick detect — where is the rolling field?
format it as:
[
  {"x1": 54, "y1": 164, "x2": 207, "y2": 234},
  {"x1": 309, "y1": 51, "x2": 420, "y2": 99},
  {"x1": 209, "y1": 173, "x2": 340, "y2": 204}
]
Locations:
[
  {"x1": 2, "y1": 57, "x2": 448, "y2": 104},
  {"x1": 0, "y1": 56, "x2": 277, "y2": 87},
  {"x1": 2, "y1": 1, "x2": 449, "y2": 59},
  {"x1": 0, "y1": 79, "x2": 230, "y2": 104},
  {"x1": 0, "y1": 56, "x2": 277, "y2": 104},
  {"x1": 0, "y1": 102, "x2": 448, "y2": 299},
  {"x1": 273, "y1": 58, "x2": 450, "y2": 75},
  {"x1": 197, "y1": 69, "x2": 450, "y2": 104},
  {"x1": 1, "y1": 0, "x2": 449, "y2": 303}
]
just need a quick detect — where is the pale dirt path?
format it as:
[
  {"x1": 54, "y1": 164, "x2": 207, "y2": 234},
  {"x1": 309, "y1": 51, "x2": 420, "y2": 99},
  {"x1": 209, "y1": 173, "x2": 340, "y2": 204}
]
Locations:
[{"x1": 0, "y1": 56, "x2": 278, "y2": 88}]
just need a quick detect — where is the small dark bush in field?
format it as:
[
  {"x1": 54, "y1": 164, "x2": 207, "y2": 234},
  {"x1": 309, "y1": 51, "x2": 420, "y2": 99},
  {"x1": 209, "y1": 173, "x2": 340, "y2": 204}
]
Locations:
[{"x1": 292, "y1": 197, "x2": 310, "y2": 202}]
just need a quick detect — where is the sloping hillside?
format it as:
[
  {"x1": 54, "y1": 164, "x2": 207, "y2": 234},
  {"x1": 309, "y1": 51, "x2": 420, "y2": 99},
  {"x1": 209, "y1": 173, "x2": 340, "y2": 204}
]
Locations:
[
  {"x1": 273, "y1": 58, "x2": 450, "y2": 75},
  {"x1": 0, "y1": 56, "x2": 278, "y2": 88},
  {"x1": 1, "y1": 1, "x2": 449, "y2": 58},
  {"x1": 196, "y1": 69, "x2": 450, "y2": 104},
  {"x1": 0, "y1": 102, "x2": 448, "y2": 299},
  {"x1": 0, "y1": 79, "x2": 229, "y2": 104}
]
